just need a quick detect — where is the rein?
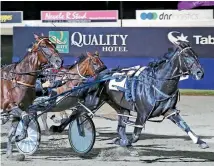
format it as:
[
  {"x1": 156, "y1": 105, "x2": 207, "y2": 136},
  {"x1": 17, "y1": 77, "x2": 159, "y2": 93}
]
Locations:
[
  {"x1": 1, "y1": 77, "x2": 35, "y2": 88},
  {"x1": 12, "y1": 79, "x2": 35, "y2": 88},
  {"x1": 10, "y1": 70, "x2": 41, "y2": 76},
  {"x1": 77, "y1": 63, "x2": 87, "y2": 79}
]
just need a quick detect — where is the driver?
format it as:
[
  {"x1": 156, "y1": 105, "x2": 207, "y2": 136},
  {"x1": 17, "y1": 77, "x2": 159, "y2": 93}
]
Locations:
[{"x1": 35, "y1": 69, "x2": 66, "y2": 97}]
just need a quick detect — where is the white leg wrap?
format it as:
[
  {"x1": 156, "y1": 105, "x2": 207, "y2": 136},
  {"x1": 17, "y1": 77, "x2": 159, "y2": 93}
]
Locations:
[{"x1": 188, "y1": 131, "x2": 198, "y2": 144}]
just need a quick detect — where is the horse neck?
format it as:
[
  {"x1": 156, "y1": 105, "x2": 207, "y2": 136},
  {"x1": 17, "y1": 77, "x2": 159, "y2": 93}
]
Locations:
[
  {"x1": 68, "y1": 59, "x2": 90, "y2": 86},
  {"x1": 15, "y1": 52, "x2": 40, "y2": 85},
  {"x1": 154, "y1": 53, "x2": 181, "y2": 94}
]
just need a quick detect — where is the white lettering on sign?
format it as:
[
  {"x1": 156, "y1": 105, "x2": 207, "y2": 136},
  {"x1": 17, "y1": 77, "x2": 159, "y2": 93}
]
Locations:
[
  {"x1": 70, "y1": 32, "x2": 128, "y2": 52},
  {"x1": 66, "y1": 12, "x2": 87, "y2": 19},
  {"x1": 193, "y1": 35, "x2": 214, "y2": 44},
  {"x1": 45, "y1": 12, "x2": 65, "y2": 20}
]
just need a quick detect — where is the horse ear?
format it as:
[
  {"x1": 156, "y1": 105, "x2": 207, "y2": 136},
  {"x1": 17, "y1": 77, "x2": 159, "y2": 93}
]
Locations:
[
  {"x1": 87, "y1": 52, "x2": 92, "y2": 57},
  {"x1": 33, "y1": 33, "x2": 40, "y2": 41}
]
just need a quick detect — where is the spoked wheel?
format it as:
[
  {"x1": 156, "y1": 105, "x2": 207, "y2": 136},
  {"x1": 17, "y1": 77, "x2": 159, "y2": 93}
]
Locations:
[
  {"x1": 68, "y1": 114, "x2": 96, "y2": 155},
  {"x1": 15, "y1": 118, "x2": 41, "y2": 155}
]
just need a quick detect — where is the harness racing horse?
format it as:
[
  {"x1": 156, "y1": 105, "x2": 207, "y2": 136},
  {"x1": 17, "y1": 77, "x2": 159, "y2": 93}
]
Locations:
[
  {"x1": 39, "y1": 51, "x2": 107, "y2": 135},
  {"x1": 97, "y1": 40, "x2": 208, "y2": 149},
  {"x1": 1, "y1": 33, "x2": 63, "y2": 159}
]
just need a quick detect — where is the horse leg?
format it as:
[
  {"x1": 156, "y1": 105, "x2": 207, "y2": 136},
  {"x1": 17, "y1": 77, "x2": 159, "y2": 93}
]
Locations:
[
  {"x1": 41, "y1": 113, "x2": 51, "y2": 135},
  {"x1": 129, "y1": 113, "x2": 143, "y2": 143},
  {"x1": 167, "y1": 111, "x2": 209, "y2": 149},
  {"x1": 9, "y1": 106, "x2": 30, "y2": 142},
  {"x1": 114, "y1": 110, "x2": 132, "y2": 147},
  {"x1": 6, "y1": 118, "x2": 19, "y2": 158}
]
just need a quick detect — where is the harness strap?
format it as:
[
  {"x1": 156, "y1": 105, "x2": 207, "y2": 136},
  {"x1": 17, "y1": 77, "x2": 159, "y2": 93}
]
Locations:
[
  {"x1": 152, "y1": 85, "x2": 171, "y2": 98},
  {"x1": 12, "y1": 79, "x2": 35, "y2": 88}
]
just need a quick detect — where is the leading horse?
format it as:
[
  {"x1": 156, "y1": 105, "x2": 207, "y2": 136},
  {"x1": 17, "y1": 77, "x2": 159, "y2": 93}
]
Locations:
[
  {"x1": 93, "y1": 36, "x2": 208, "y2": 149},
  {"x1": 1, "y1": 33, "x2": 63, "y2": 158}
]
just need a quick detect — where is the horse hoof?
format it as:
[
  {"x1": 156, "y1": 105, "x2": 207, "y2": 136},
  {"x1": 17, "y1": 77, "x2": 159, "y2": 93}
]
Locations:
[
  {"x1": 130, "y1": 135, "x2": 139, "y2": 144},
  {"x1": 119, "y1": 139, "x2": 132, "y2": 147},
  {"x1": 6, "y1": 153, "x2": 12, "y2": 159},
  {"x1": 199, "y1": 142, "x2": 209, "y2": 149},
  {"x1": 197, "y1": 139, "x2": 209, "y2": 149},
  {"x1": 112, "y1": 137, "x2": 120, "y2": 145}
]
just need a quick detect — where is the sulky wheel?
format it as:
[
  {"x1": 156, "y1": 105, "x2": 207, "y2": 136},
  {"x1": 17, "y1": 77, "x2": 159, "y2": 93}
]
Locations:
[
  {"x1": 15, "y1": 118, "x2": 41, "y2": 155},
  {"x1": 68, "y1": 114, "x2": 96, "y2": 155}
]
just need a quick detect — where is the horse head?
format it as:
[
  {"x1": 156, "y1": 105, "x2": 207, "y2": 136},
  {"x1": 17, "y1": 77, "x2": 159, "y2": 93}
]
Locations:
[
  {"x1": 168, "y1": 31, "x2": 204, "y2": 80},
  {"x1": 74, "y1": 51, "x2": 107, "y2": 78},
  {"x1": 31, "y1": 33, "x2": 63, "y2": 69}
]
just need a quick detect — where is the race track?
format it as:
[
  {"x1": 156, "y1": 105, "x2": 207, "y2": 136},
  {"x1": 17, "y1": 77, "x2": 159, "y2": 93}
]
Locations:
[{"x1": 1, "y1": 96, "x2": 214, "y2": 166}]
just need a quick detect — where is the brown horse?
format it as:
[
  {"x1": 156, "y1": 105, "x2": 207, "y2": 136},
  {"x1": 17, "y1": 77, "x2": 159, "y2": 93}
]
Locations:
[
  {"x1": 1, "y1": 33, "x2": 63, "y2": 158},
  {"x1": 40, "y1": 51, "x2": 106, "y2": 135}
]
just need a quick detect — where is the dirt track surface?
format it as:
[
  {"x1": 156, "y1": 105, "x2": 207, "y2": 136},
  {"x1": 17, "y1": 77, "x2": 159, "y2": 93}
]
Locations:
[{"x1": 1, "y1": 96, "x2": 214, "y2": 166}]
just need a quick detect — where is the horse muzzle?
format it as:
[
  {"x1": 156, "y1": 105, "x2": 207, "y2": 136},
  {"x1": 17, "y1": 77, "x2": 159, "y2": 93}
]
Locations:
[
  {"x1": 50, "y1": 56, "x2": 63, "y2": 69},
  {"x1": 192, "y1": 69, "x2": 204, "y2": 80}
]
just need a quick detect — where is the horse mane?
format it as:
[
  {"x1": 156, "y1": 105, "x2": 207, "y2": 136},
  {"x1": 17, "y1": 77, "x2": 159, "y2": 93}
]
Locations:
[
  {"x1": 68, "y1": 54, "x2": 87, "y2": 69},
  {"x1": 14, "y1": 49, "x2": 32, "y2": 65},
  {"x1": 147, "y1": 51, "x2": 174, "y2": 70},
  {"x1": 13, "y1": 37, "x2": 54, "y2": 65}
]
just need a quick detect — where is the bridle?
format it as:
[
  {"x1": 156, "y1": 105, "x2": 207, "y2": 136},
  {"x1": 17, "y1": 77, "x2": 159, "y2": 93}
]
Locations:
[
  {"x1": 168, "y1": 46, "x2": 199, "y2": 80},
  {"x1": 143, "y1": 46, "x2": 200, "y2": 81},
  {"x1": 33, "y1": 38, "x2": 60, "y2": 66},
  {"x1": 76, "y1": 55, "x2": 106, "y2": 79},
  {"x1": 1, "y1": 38, "x2": 60, "y2": 88}
]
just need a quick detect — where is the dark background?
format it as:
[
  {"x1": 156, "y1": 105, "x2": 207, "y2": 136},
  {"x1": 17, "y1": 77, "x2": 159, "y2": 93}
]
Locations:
[{"x1": 2, "y1": 1, "x2": 213, "y2": 20}]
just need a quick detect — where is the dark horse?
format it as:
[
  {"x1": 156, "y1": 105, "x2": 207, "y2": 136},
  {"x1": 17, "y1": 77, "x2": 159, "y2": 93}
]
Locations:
[
  {"x1": 95, "y1": 40, "x2": 208, "y2": 149},
  {"x1": 1, "y1": 33, "x2": 63, "y2": 158}
]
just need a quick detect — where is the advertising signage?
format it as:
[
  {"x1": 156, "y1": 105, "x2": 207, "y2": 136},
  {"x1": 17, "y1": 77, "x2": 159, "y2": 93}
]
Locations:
[
  {"x1": 1, "y1": 11, "x2": 23, "y2": 23},
  {"x1": 136, "y1": 10, "x2": 214, "y2": 21},
  {"x1": 13, "y1": 27, "x2": 214, "y2": 58},
  {"x1": 41, "y1": 10, "x2": 118, "y2": 23}
]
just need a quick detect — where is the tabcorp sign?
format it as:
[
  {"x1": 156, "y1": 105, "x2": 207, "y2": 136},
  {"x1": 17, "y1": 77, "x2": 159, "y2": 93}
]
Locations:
[{"x1": 0, "y1": 11, "x2": 23, "y2": 23}]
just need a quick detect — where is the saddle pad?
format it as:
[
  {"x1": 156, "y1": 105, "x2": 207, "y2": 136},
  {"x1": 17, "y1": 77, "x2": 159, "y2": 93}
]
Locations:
[
  {"x1": 109, "y1": 73, "x2": 127, "y2": 91},
  {"x1": 134, "y1": 66, "x2": 147, "y2": 76}
]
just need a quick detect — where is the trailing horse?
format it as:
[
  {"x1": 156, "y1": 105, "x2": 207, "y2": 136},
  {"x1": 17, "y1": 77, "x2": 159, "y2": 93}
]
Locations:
[
  {"x1": 96, "y1": 39, "x2": 208, "y2": 149},
  {"x1": 0, "y1": 33, "x2": 63, "y2": 159},
  {"x1": 36, "y1": 51, "x2": 107, "y2": 135}
]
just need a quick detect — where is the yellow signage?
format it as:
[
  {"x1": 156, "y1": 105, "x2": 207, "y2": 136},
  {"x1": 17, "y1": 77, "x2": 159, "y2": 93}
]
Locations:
[{"x1": 0, "y1": 15, "x2": 13, "y2": 23}]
